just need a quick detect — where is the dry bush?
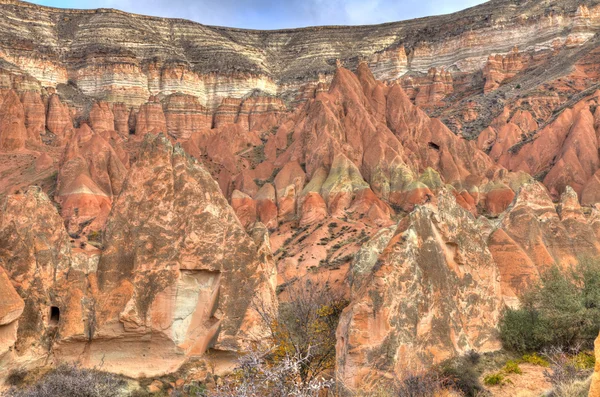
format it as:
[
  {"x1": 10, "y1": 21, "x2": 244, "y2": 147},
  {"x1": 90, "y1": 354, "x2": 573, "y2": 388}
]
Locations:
[
  {"x1": 543, "y1": 346, "x2": 594, "y2": 397},
  {"x1": 254, "y1": 278, "x2": 347, "y2": 385},
  {"x1": 209, "y1": 348, "x2": 333, "y2": 397},
  {"x1": 5, "y1": 363, "x2": 126, "y2": 397}
]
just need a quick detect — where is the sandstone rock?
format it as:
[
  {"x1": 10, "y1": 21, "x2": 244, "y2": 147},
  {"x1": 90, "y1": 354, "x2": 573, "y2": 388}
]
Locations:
[
  {"x1": 337, "y1": 190, "x2": 502, "y2": 390},
  {"x1": 274, "y1": 161, "x2": 306, "y2": 220},
  {"x1": 484, "y1": 47, "x2": 525, "y2": 93},
  {"x1": 20, "y1": 91, "x2": 45, "y2": 142},
  {"x1": 0, "y1": 89, "x2": 26, "y2": 151},
  {"x1": 590, "y1": 332, "x2": 600, "y2": 397},
  {"x1": 0, "y1": 187, "x2": 81, "y2": 363},
  {"x1": 231, "y1": 189, "x2": 257, "y2": 229},
  {"x1": 46, "y1": 94, "x2": 72, "y2": 139},
  {"x1": 0, "y1": 266, "x2": 23, "y2": 326},
  {"x1": 488, "y1": 182, "x2": 600, "y2": 304},
  {"x1": 135, "y1": 100, "x2": 167, "y2": 136},
  {"x1": 56, "y1": 124, "x2": 127, "y2": 232},
  {"x1": 163, "y1": 93, "x2": 211, "y2": 140},
  {"x1": 89, "y1": 101, "x2": 115, "y2": 133},
  {"x1": 112, "y1": 103, "x2": 131, "y2": 135},
  {"x1": 53, "y1": 134, "x2": 276, "y2": 378},
  {"x1": 255, "y1": 183, "x2": 278, "y2": 230}
]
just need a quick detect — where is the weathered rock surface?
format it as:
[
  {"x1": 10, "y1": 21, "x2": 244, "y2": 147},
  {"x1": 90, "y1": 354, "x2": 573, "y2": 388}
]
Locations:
[
  {"x1": 0, "y1": 89, "x2": 26, "y2": 151},
  {"x1": 55, "y1": 123, "x2": 128, "y2": 233},
  {"x1": 591, "y1": 332, "x2": 600, "y2": 397},
  {"x1": 337, "y1": 190, "x2": 502, "y2": 390},
  {"x1": 4, "y1": 0, "x2": 600, "y2": 390},
  {"x1": 54, "y1": 134, "x2": 276, "y2": 377}
]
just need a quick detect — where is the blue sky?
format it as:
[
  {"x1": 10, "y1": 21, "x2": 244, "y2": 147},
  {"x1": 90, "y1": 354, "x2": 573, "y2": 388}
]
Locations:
[{"x1": 29, "y1": 0, "x2": 488, "y2": 30}]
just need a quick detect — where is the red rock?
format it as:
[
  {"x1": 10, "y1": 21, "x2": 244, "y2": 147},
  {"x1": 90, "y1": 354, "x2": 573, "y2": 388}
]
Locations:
[
  {"x1": 72, "y1": 134, "x2": 277, "y2": 377},
  {"x1": 112, "y1": 103, "x2": 131, "y2": 135},
  {"x1": 89, "y1": 101, "x2": 115, "y2": 133},
  {"x1": 274, "y1": 161, "x2": 306, "y2": 220},
  {"x1": 231, "y1": 189, "x2": 257, "y2": 229},
  {"x1": 337, "y1": 190, "x2": 502, "y2": 390},
  {"x1": 46, "y1": 94, "x2": 72, "y2": 139},
  {"x1": 0, "y1": 89, "x2": 27, "y2": 151},
  {"x1": 56, "y1": 123, "x2": 127, "y2": 232},
  {"x1": 213, "y1": 98, "x2": 242, "y2": 128},
  {"x1": 135, "y1": 100, "x2": 167, "y2": 136},
  {"x1": 255, "y1": 183, "x2": 278, "y2": 230},
  {"x1": 484, "y1": 46, "x2": 525, "y2": 93},
  {"x1": 298, "y1": 191, "x2": 327, "y2": 227},
  {"x1": 20, "y1": 91, "x2": 45, "y2": 142},
  {"x1": 163, "y1": 93, "x2": 211, "y2": 140},
  {"x1": 484, "y1": 183, "x2": 515, "y2": 216}
]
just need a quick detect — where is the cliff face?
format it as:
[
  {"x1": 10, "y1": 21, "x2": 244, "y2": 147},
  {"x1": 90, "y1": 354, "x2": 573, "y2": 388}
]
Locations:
[
  {"x1": 3, "y1": 0, "x2": 600, "y2": 392},
  {"x1": 1, "y1": 0, "x2": 600, "y2": 109}
]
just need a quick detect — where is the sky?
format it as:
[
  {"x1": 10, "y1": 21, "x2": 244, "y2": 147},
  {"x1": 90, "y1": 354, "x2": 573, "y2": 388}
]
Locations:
[{"x1": 28, "y1": 0, "x2": 488, "y2": 30}]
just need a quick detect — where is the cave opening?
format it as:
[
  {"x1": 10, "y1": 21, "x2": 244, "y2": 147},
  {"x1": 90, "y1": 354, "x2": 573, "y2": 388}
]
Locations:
[
  {"x1": 50, "y1": 306, "x2": 60, "y2": 326},
  {"x1": 428, "y1": 142, "x2": 441, "y2": 151}
]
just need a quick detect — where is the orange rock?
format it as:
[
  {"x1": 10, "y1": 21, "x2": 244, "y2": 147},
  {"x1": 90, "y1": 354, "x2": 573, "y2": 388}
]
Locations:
[
  {"x1": 112, "y1": 103, "x2": 131, "y2": 135},
  {"x1": 255, "y1": 183, "x2": 278, "y2": 230},
  {"x1": 89, "y1": 101, "x2": 115, "y2": 133},
  {"x1": 46, "y1": 94, "x2": 72, "y2": 139},
  {"x1": 337, "y1": 190, "x2": 502, "y2": 391},
  {"x1": 231, "y1": 189, "x2": 257, "y2": 229},
  {"x1": 163, "y1": 93, "x2": 211, "y2": 140},
  {"x1": 56, "y1": 123, "x2": 127, "y2": 232},
  {"x1": 0, "y1": 89, "x2": 27, "y2": 151},
  {"x1": 135, "y1": 100, "x2": 167, "y2": 136},
  {"x1": 20, "y1": 91, "x2": 45, "y2": 142},
  {"x1": 484, "y1": 46, "x2": 525, "y2": 93},
  {"x1": 590, "y1": 333, "x2": 600, "y2": 397}
]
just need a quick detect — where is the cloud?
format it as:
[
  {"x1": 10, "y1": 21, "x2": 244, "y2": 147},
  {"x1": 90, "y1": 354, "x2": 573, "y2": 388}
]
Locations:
[{"x1": 32, "y1": 0, "x2": 488, "y2": 29}]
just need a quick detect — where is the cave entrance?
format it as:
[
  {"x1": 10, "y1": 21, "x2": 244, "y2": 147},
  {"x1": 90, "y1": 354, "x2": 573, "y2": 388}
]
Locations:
[
  {"x1": 49, "y1": 306, "x2": 60, "y2": 326},
  {"x1": 428, "y1": 142, "x2": 441, "y2": 151}
]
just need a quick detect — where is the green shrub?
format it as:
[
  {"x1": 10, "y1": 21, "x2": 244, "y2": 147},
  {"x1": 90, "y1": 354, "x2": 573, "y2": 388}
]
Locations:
[
  {"x1": 522, "y1": 353, "x2": 550, "y2": 367},
  {"x1": 499, "y1": 262, "x2": 600, "y2": 353},
  {"x1": 503, "y1": 360, "x2": 522, "y2": 375},
  {"x1": 572, "y1": 351, "x2": 595, "y2": 370},
  {"x1": 483, "y1": 372, "x2": 505, "y2": 386}
]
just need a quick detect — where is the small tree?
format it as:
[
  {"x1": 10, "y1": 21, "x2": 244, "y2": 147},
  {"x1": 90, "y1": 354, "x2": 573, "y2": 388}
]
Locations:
[
  {"x1": 500, "y1": 261, "x2": 600, "y2": 352},
  {"x1": 254, "y1": 279, "x2": 347, "y2": 386}
]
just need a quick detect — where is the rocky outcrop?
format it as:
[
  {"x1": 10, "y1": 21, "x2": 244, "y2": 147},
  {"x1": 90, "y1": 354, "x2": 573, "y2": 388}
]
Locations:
[
  {"x1": 591, "y1": 332, "x2": 600, "y2": 397},
  {"x1": 51, "y1": 134, "x2": 277, "y2": 377},
  {"x1": 337, "y1": 190, "x2": 502, "y2": 390},
  {"x1": 488, "y1": 183, "x2": 600, "y2": 306},
  {"x1": 20, "y1": 91, "x2": 45, "y2": 142},
  {"x1": 402, "y1": 68, "x2": 453, "y2": 107},
  {"x1": 135, "y1": 100, "x2": 167, "y2": 136},
  {"x1": 46, "y1": 94, "x2": 72, "y2": 139},
  {"x1": 483, "y1": 47, "x2": 526, "y2": 93},
  {"x1": 1, "y1": 0, "x2": 599, "y2": 109},
  {"x1": 163, "y1": 93, "x2": 211, "y2": 139},
  {"x1": 89, "y1": 101, "x2": 115, "y2": 133},
  {"x1": 0, "y1": 187, "x2": 79, "y2": 372},
  {"x1": 55, "y1": 123, "x2": 127, "y2": 233},
  {"x1": 0, "y1": 89, "x2": 26, "y2": 151}
]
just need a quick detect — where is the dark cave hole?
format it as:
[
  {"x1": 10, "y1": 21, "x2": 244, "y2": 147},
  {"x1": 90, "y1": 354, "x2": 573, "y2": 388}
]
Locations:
[{"x1": 50, "y1": 306, "x2": 60, "y2": 326}]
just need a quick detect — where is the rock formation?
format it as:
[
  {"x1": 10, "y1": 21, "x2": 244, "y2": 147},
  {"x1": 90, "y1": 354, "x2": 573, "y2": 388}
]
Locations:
[
  {"x1": 3, "y1": 0, "x2": 600, "y2": 392},
  {"x1": 591, "y1": 332, "x2": 600, "y2": 397},
  {"x1": 337, "y1": 190, "x2": 502, "y2": 390}
]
